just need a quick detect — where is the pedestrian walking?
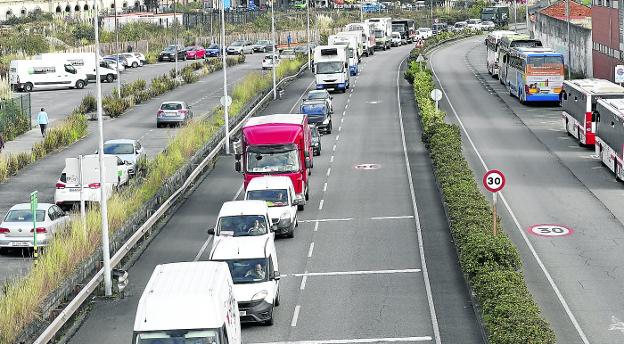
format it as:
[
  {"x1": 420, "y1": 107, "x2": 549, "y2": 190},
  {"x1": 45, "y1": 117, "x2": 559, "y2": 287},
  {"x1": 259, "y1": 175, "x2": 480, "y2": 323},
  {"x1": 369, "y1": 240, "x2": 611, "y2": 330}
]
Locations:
[
  {"x1": 0, "y1": 132, "x2": 5, "y2": 153},
  {"x1": 37, "y1": 108, "x2": 49, "y2": 137},
  {"x1": 287, "y1": 32, "x2": 292, "y2": 48}
]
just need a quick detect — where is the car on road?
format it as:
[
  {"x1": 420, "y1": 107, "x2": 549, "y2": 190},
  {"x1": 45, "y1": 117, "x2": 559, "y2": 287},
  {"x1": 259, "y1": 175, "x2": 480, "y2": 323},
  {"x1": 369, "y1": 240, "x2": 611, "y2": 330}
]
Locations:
[
  {"x1": 466, "y1": 18, "x2": 483, "y2": 30},
  {"x1": 206, "y1": 43, "x2": 221, "y2": 57},
  {"x1": 158, "y1": 44, "x2": 186, "y2": 62},
  {"x1": 391, "y1": 32, "x2": 402, "y2": 46},
  {"x1": 252, "y1": 40, "x2": 274, "y2": 53},
  {"x1": 279, "y1": 48, "x2": 297, "y2": 60},
  {"x1": 432, "y1": 22, "x2": 448, "y2": 34},
  {"x1": 119, "y1": 53, "x2": 142, "y2": 68},
  {"x1": 130, "y1": 52, "x2": 146, "y2": 65},
  {"x1": 156, "y1": 101, "x2": 193, "y2": 127},
  {"x1": 300, "y1": 99, "x2": 332, "y2": 134},
  {"x1": 293, "y1": 44, "x2": 311, "y2": 55},
  {"x1": 310, "y1": 124, "x2": 321, "y2": 156},
  {"x1": 101, "y1": 59, "x2": 125, "y2": 72},
  {"x1": 208, "y1": 200, "x2": 274, "y2": 241},
  {"x1": 481, "y1": 20, "x2": 496, "y2": 31},
  {"x1": 452, "y1": 21, "x2": 468, "y2": 32},
  {"x1": 103, "y1": 55, "x2": 129, "y2": 67},
  {"x1": 0, "y1": 203, "x2": 69, "y2": 250},
  {"x1": 244, "y1": 176, "x2": 302, "y2": 238},
  {"x1": 185, "y1": 45, "x2": 206, "y2": 60},
  {"x1": 227, "y1": 40, "x2": 254, "y2": 55},
  {"x1": 305, "y1": 89, "x2": 333, "y2": 113},
  {"x1": 416, "y1": 27, "x2": 432, "y2": 39},
  {"x1": 262, "y1": 54, "x2": 280, "y2": 70},
  {"x1": 103, "y1": 139, "x2": 145, "y2": 176}
]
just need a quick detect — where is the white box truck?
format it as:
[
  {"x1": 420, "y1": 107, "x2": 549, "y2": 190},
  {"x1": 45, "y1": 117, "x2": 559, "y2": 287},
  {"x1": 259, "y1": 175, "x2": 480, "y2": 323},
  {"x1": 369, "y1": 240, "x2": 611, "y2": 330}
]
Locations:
[
  {"x1": 9, "y1": 59, "x2": 88, "y2": 92},
  {"x1": 133, "y1": 261, "x2": 242, "y2": 344},
  {"x1": 313, "y1": 45, "x2": 350, "y2": 93},
  {"x1": 36, "y1": 52, "x2": 118, "y2": 83},
  {"x1": 336, "y1": 31, "x2": 364, "y2": 62},
  {"x1": 345, "y1": 22, "x2": 375, "y2": 56},
  {"x1": 366, "y1": 17, "x2": 393, "y2": 50},
  {"x1": 328, "y1": 34, "x2": 359, "y2": 76}
]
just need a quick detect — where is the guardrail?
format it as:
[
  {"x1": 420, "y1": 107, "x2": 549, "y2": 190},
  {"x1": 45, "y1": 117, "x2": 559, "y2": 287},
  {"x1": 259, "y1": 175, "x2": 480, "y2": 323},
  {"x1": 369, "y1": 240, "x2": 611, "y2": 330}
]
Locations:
[{"x1": 32, "y1": 62, "x2": 309, "y2": 344}]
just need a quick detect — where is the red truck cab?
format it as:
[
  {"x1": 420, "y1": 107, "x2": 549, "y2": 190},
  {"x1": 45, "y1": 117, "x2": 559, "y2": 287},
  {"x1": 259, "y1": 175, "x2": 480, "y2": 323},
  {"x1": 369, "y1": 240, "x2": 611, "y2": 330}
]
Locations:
[{"x1": 235, "y1": 114, "x2": 313, "y2": 209}]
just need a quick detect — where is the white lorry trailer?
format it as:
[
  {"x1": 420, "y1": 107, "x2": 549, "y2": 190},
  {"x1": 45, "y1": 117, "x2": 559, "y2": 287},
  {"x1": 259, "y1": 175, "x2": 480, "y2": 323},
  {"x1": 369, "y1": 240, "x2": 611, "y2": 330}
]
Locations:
[
  {"x1": 313, "y1": 45, "x2": 350, "y2": 92},
  {"x1": 328, "y1": 34, "x2": 359, "y2": 76},
  {"x1": 365, "y1": 17, "x2": 393, "y2": 51},
  {"x1": 345, "y1": 22, "x2": 375, "y2": 56}
]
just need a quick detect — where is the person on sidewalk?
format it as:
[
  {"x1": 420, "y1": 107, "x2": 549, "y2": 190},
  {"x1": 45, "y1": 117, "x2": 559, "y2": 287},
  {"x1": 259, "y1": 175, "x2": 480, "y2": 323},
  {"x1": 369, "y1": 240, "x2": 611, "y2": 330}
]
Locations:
[
  {"x1": 0, "y1": 132, "x2": 5, "y2": 153},
  {"x1": 287, "y1": 32, "x2": 292, "y2": 48},
  {"x1": 37, "y1": 108, "x2": 49, "y2": 137}
]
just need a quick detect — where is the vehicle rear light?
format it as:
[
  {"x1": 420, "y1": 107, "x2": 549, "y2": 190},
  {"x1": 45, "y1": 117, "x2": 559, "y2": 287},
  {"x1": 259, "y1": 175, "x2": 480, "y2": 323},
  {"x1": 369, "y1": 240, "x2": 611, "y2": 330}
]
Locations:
[
  {"x1": 55, "y1": 182, "x2": 66, "y2": 189},
  {"x1": 88, "y1": 183, "x2": 101, "y2": 189},
  {"x1": 157, "y1": 110, "x2": 164, "y2": 117},
  {"x1": 30, "y1": 227, "x2": 47, "y2": 234},
  {"x1": 179, "y1": 109, "x2": 188, "y2": 115},
  {"x1": 0, "y1": 227, "x2": 9, "y2": 234}
]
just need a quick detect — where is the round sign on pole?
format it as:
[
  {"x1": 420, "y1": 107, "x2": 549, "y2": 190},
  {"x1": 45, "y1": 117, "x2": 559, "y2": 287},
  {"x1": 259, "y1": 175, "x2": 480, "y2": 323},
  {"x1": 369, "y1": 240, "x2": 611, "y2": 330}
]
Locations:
[
  {"x1": 483, "y1": 169, "x2": 506, "y2": 193},
  {"x1": 220, "y1": 95, "x2": 233, "y2": 107},
  {"x1": 430, "y1": 89, "x2": 442, "y2": 102}
]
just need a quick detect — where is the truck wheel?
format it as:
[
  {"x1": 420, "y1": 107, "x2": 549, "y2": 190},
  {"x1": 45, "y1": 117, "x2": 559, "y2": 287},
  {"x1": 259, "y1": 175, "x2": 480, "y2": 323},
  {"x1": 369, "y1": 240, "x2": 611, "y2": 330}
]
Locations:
[
  {"x1": 24, "y1": 83, "x2": 33, "y2": 92},
  {"x1": 106, "y1": 74, "x2": 114, "y2": 83},
  {"x1": 75, "y1": 80, "x2": 85, "y2": 89}
]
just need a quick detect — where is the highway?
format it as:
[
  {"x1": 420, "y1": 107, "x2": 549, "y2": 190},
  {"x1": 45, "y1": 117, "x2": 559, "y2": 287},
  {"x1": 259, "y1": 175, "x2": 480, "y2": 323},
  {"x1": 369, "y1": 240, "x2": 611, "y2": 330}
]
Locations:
[
  {"x1": 431, "y1": 36, "x2": 624, "y2": 343},
  {"x1": 0, "y1": 54, "x2": 263, "y2": 289},
  {"x1": 64, "y1": 45, "x2": 484, "y2": 344}
]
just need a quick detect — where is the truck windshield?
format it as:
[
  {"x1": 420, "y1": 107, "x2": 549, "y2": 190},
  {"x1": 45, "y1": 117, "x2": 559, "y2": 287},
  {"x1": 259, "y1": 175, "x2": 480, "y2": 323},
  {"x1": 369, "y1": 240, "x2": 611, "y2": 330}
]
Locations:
[
  {"x1": 247, "y1": 149, "x2": 300, "y2": 173},
  {"x1": 392, "y1": 24, "x2": 405, "y2": 32},
  {"x1": 374, "y1": 31, "x2": 384, "y2": 38},
  {"x1": 223, "y1": 258, "x2": 269, "y2": 283},
  {"x1": 247, "y1": 189, "x2": 289, "y2": 207},
  {"x1": 315, "y1": 61, "x2": 343, "y2": 74},
  {"x1": 135, "y1": 329, "x2": 220, "y2": 344},
  {"x1": 218, "y1": 215, "x2": 268, "y2": 236}
]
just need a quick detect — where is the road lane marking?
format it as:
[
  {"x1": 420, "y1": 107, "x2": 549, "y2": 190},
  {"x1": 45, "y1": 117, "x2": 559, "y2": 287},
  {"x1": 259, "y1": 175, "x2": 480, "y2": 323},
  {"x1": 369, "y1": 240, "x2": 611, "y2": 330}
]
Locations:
[
  {"x1": 330, "y1": 155, "x2": 334, "y2": 163},
  {"x1": 292, "y1": 268, "x2": 421, "y2": 277},
  {"x1": 308, "y1": 242, "x2": 315, "y2": 258},
  {"x1": 291, "y1": 305, "x2": 301, "y2": 327},
  {"x1": 371, "y1": 215, "x2": 414, "y2": 220},
  {"x1": 323, "y1": 182, "x2": 328, "y2": 191},
  {"x1": 345, "y1": 104, "x2": 349, "y2": 109},
  {"x1": 430, "y1": 47, "x2": 590, "y2": 344},
  {"x1": 333, "y1": 144, "x2": 337, "y2": 152},
  {"x1": 341, "y1": 117, "x2": 345, "y2": 123},
  {"x1": 397, "y1": 57, "x2": 441, "y2": 344},
  {"x1": 314, "y1": 221, "x2": 319, "y2": 231},
  {"x1": 338, "y1": 126, "x2": 342, "y2": 132},
  {"x1": 248, "y1": 337, "x2": 433, "y2": 344},
  {"x1": 300, "y1": 273, "x2": 308, "y2": 290},
  {"x1": 289, "y1": 80, "x2": 316, "y2": 113},
  {"x1": 319, "y1": 199, "x2": 324, "y2": 210},
  {"x1": 342, "y1": 110, "x2": 346, "y2": 116},
  {"x1": 299, "y1": 218, "x2": 353, "y2": 223},
  {"x1": 335, "y1": 134, "x2": 340, "y2": 141},
  {"x1": 326, "y1": 167, "x2": 331, "y2": 177}
]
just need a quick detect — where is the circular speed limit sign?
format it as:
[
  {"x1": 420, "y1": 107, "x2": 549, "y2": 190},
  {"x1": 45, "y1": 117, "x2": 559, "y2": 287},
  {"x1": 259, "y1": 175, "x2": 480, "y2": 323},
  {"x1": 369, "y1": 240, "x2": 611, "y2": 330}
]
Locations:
[{"x1": 483, "y1": 169, "x2": 506, "y2": 193}]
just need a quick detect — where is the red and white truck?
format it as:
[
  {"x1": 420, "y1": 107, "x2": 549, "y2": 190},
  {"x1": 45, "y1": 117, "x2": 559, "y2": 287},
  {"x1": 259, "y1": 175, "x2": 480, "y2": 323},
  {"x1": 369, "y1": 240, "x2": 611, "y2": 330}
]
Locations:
[{"x1": 235, "y1": 114, "x2": 313, "y2": 209}]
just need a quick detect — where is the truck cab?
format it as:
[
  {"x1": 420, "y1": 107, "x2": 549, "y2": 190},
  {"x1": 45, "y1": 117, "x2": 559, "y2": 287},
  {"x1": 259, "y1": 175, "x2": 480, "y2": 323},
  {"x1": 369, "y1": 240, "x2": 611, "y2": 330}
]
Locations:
[
  {"x1": 313, "y1": 45, "x2": 350, "y2": 92},
  {"x1": 245, "y1": 176, "x2": 302, "y2": 238}
]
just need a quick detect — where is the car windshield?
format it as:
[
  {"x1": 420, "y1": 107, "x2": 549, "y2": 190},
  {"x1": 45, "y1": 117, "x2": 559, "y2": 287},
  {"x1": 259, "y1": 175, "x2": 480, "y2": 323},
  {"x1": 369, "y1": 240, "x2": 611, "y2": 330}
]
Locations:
[
  {"x1": 301, "y1": 103, "x2": 327, "y2": 115},
  {"x1": 247, "y1": 189, "x2": 289, "y2": 207},
  {"x1": 246, "y1": 150, "x2": 300, "y2": 173},
  {"x1": 135, "y1": 329, "x2": 220, "y2": 344},
  {"x1": 161, "y1": 103, "x2": 183, "y2": 110},
  {"x1": 223, "y1": 258, "x2": 268, "y2": 283},
  {"x1": 5, "y1": 210, "x2": 45, "y2": 222},
  {"x1": 217, "y1": 215, "x2": 267, "y2": 236},
  {"x1": 307, "y1": 91, "x2": 327, "y2": 100},
  {"x1": 165, "y1": 46, "x2": 177, "y2": 51},
  {"x1": 316, "y1": 61, "x2": 343, "y2": 74},
  {"x1": 104, "y1": 143, "x2": 134, "y2": 155},
  {"x1": 208, "y1": 44, "x2": 219, "y2": 49},
  {"x1": 256, "y1": 40, "x2": 269, "y2": 44},
  {"x1": 231, "y1": 41, "x2": 243, "y2": 46}
]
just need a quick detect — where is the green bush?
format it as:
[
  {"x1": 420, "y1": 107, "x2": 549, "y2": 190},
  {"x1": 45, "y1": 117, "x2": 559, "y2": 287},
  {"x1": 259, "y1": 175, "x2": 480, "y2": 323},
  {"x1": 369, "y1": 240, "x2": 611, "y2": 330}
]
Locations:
[
  {"x1": 76, "y1": 94, "x2": 96, "y2": 114},
  {"x1": 102, "y1": 96, "x2": 131, "y2": 118},
  {"x1": 0, "y1": 99, "x2": 31, "y2": 141},
  {"x1": 181, "y1": 68, "x2": 198, "y2": 84}
]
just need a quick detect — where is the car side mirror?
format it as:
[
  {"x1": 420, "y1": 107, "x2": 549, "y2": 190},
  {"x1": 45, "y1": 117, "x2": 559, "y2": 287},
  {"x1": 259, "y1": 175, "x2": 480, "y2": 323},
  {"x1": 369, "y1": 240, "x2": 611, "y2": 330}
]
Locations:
[
  {"x1": 207, "y1": 228, "x2": 215, "y2": 235},
  {"x1": 188, "y1": 105, "x2": 192, "y2": 109},
  {"x1": 136, "y1": 150, "x2": 140, "y2": 154},
  {"x1": 272, "y1": 271, "x2": 281, "y2": 280},
  {"x1": 234, "y1": 161, "x2": 241, "y2": 172},
  {"x1": 305, "y1": 158, "x2": 312, "y2": 169}
]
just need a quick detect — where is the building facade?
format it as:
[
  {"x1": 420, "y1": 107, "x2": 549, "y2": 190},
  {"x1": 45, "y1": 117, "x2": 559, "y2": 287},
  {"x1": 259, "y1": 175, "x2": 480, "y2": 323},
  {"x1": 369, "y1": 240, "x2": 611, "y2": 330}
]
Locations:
[
  {"x1": 592, "y1": 0, "x2": 623, "y2": 81},
  {"x1": 0, "y1": 0, "x2": 143, "y2": 22}
]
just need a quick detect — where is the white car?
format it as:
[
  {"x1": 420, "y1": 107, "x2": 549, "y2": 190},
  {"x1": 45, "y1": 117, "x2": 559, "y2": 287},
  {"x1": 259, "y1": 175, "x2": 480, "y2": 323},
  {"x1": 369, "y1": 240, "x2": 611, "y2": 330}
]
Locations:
[
  {"x1": 245, "y1": 176, "x2": 302, "y2": 238},
  {"x1": 0, "y1": 203, "x2": 70, "y2": 250},
  {"x1": 481, "y1": 21, "x2": 496, "y2": 31},
  {"x1": 130, "y1": 52, "x2": 146, "y2": 65},
  {"x1": 262, "y1": 54, "x2": 280, "y2": 70},
  {"x1": 416, "y1": 27, "x2": 433, "y2": 39},
  {"x1": 102, "y1": 59, "x2": 125, "y2": 72},
  {"x1": 466, "y1": 19, "x2": 483, "y2": 30},
  {"x1": 102, "y1": 139, "x2": 145, "y2": 176},
  {"x1": 452, "y1": 21, "x2": 468, "y2": 32},
  {"x1": 209, "y1": 235, "x2": 280, "y2": 325},
  {"x1": 119, "y1": 53, "x2": 142, "y2": 68},
  {"x1": 227, "y1": 40, "x2": 254, "y2": 55},
  {"x1": 391, "y1": 32, "x2": 402, "y2": 47}
]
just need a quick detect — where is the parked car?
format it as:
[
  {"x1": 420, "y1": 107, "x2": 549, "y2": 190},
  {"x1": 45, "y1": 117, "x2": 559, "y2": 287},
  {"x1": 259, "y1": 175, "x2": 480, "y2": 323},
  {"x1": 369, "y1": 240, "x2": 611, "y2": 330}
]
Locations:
[
  {"x1": 305, "y1": 89, "x2": 333, "y2": 113},
  {"x1": 416, "y1": 27, "x2": 433, "y2": 39},
  {"x1": 104, "y1": 55, "x2": 129, "y2": 67},
  {"x1": 432, "y1": 23, "x2": 448, "y2": 34},
  {"x1": 252, "y1": 40, "x2": 274, "y2": 53},
  {"x1": 452, "y1": 21, "x2": 468, "y2": 32},
  {"x1": 279, "y1": 48, "x2": 297, "y2": 60},
  {"x1": 481, "y1": 20, "x2": 496, "y2": 31},
  {"x1": 206, "y1": 43, "x2": 222, "y2": 57},
  {"x1": 101, "y1": 59, "x2": 125, "y2": 72},
  {"x1": 102, "y1": 139, "x2": 145, "y2": 176},
  {"x1": 120, "y1": 53, "x2": 142, "y2": 68},
  {"x1": 158, "y1": 44, "x2": 186, "y2": 62},
  {"x1": 131, "y1": 52, "x2": 146, "y2": 65},
  {"x1": 156, "y1": 101, "x2": 193, "y2": 127},
  {"x1": 185, "y1": 45, "x2": 206, "y2": 60},
  {"x1": 0, "y1": 203, "x2": 70, "y2": 250},
  {"x1": 466, "y1": 18, "x2": 483, "y2": 30},
  {"x1": 227, "y1": 40, "x2": 254, "y2": 55},
  {"x1": 262, "y1": 54, "x2": 280, "y2": 70},
  {"x1": 310, "y1": 124, "x2": 321, "y2": 156}
]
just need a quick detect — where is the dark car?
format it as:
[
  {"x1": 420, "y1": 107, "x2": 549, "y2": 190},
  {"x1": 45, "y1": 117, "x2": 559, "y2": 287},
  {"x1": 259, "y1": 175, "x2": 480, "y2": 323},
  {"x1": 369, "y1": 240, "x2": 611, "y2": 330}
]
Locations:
[
  {"x1": 158, "y1": 44, "x2": 186, "y2": 62},
  {"x1": 300, "y1": 100, "x2": 332, "y2": 134},
  {"x1": 310, "y1": 125, "x2": 321, "y2": 156},
  {"x1": 206, "y1": 43, "x2": 221, "y2": 57},
  {"x1": 252, "y1": 40, "x2": 274, "y2": 53}
]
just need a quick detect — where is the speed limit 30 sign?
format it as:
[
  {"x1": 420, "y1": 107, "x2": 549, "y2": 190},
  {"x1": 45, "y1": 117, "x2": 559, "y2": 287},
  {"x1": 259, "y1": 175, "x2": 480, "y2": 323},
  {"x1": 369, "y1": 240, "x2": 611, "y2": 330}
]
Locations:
[{"x1": 483, "y1": 169, "x2": 506, "y2": 193}]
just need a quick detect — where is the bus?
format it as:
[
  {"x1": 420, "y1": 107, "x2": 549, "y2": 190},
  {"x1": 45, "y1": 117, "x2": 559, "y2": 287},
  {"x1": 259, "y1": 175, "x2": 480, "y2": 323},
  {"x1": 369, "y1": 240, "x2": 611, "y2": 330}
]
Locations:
[
  {"x1": 506, "y1": 47, "x2": 564, "y2": 103},
  {"x1": 595, "y1": 98, "x2": 624, "y2": 180},
  {"x1": 561, "y1": 79, "x2": 624, "y2": 146},
  {"x1": 485, "y1": 30, "x2": 516, "y2": 77},
  {"x1": 498, "y1": 34, "x2": 542, "y2": 86}
]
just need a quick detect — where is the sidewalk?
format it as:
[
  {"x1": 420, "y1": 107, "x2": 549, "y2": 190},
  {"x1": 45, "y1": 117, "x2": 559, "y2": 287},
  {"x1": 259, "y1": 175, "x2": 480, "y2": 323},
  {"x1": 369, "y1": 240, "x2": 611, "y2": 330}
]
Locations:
[{"x1": 1, "y1": 125, "x2": 48, "y2": 157}]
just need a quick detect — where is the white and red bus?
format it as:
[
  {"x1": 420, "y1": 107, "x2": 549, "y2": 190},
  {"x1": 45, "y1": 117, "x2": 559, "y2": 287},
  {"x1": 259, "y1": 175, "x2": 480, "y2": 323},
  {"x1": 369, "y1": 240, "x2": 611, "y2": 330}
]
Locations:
[
  {"x1": 561, "y1": 79, "x2": 624, "y2": 146},
  {"x1": 595, "y1": 98, "x2": 624, "y2": 180}
]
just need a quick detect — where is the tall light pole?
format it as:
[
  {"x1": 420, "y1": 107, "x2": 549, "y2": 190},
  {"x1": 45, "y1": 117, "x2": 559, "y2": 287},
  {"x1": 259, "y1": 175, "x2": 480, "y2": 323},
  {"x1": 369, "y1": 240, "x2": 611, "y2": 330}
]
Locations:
[
  {"x1": 221, "y1": 0, "x2": 230, "y2": 154},
  {"x1": 360, "y1": 0, "x2": 363, "y2": 22},
  {"x1": 566, "y1": 0, "x2": 570, "y2": 79},
  {"x1": 525, "y1": 0, "x2": 530, "y2": 35},
  {"x1": 93, "y1": 0, "x2": 113, "y2": 297},
  {"x1": 430, "y1": 0, "x2": 433, "y2": 28},
  {"x1": 271, "y1": 0, "x2": 277, "y2": 100},
  {"x1": 115, "y1": 0, "x2": 121, "y2": 98},
  {"x1": 513, "y1": 0, "x2": 517, "y2": 31},
  {"x1": 307, "y1": 0, "x2": 311, "y2": 70},
  {"x1": 174, "y1": 0, "x2": 179, "y2": 84}
]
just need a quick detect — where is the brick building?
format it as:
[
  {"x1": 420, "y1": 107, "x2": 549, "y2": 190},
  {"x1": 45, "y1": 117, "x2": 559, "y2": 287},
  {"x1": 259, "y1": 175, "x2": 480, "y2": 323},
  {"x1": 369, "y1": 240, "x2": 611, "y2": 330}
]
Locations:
[{"x1": 592, "y1": 0, "x2": 622, "y2": 81}]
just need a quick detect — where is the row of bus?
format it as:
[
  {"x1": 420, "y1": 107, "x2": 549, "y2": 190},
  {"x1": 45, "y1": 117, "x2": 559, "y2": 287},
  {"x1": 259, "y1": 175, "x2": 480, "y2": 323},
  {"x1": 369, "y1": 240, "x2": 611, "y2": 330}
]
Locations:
[{"x1": 485, "y1": 30, "x2": 564, "y2": 104}]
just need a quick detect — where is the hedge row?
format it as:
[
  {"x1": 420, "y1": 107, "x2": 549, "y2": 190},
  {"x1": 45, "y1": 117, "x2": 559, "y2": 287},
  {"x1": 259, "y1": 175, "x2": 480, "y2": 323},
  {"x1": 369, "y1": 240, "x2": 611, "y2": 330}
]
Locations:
[{"x1": 407, "y1": 38, "x2": 557, "y2": 343}]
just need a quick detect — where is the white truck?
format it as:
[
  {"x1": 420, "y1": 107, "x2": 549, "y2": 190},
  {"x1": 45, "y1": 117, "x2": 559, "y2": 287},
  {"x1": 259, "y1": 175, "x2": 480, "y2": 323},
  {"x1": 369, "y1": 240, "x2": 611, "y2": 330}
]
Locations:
[
  {"x1": 36, "y1": 52, "x2": 118, "y2": 83},
  {"x1": 366, "y1": 17, "x2": 393, "y2": 51},
  {"x1": 328, "y1": 34, "x2": 359, "y2": 76},
  {"x1": 313, "y1": 45, "x2": 350, "y2": 93},
  {"x1": 345, "y1": 22, "x2": 375, "y2": 57},
  {"x1": 9, "y1": 59, "x2": 88, "y2": 92},
  {"x1": 336, "y1": 31, "x2": 364, "y2": 61},
  {"x1": 133, "y1": 262, "x2": 242, "y2": 344}
]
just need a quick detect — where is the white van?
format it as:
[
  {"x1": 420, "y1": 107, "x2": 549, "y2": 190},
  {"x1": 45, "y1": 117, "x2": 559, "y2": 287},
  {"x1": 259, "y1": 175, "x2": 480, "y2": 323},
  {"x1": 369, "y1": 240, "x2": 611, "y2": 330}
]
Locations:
[
  {"x1": 244, "y1": 176, "x2": 300, "y2": 238},
  {"x1": 9, "y1": 59, "x2": 88, "y2": 92},
  {"x1": 37, "y1": 53, "x2": 118, "y2": 83},
  {"x1": 208, "y1": 200, "x2": 275, "y2": 240},
  {"x1": 209, "y1": 235, "x2": 280, "y2": 325},
  {"x1": 133, "y1": 261, "x2": 242, "y2": 344}
]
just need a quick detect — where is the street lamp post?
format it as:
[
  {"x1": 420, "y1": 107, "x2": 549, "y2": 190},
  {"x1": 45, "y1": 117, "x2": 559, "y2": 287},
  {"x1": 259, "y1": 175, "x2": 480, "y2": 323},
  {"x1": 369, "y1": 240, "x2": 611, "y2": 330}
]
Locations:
[
  {"x1": 360, "y1": 0, "x2": 363, "y2": 22},
  {"x1": 174, "y1": 0, "x2": 179, "y2": 84},
  {"x1": 566, "y1": 0, "x2": 571, "y2": 79},
  {"x1": 271, "y1": 0, "x2": 277, "y2": 100},
  {"x1": 221, "y1": 0, "x2": 230, "y2": 155},
  {"x1": 307, "y1": 0, "x2": 311, "y2": 70},
  {"x1": 115, "y1": 0, "x2": 121, "y2": 97},
  {"x1": 93, "y1": 0, "x2": 113, "y2": 297}
]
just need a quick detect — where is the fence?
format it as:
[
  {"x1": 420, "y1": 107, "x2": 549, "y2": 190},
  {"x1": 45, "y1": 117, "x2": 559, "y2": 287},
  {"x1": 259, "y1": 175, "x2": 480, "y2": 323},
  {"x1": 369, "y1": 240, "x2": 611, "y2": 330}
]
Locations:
[{"x1": 0, "y1": 93, "x2": 32, "y2": 140}]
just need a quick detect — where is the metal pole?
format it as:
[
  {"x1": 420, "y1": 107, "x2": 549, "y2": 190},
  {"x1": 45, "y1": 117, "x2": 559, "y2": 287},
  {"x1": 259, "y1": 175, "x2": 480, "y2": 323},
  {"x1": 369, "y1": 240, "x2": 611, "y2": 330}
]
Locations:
[
  {"x1": 525, "y1": 0, "x2": 530, "y2": 35},
  {"x1": 360, "y1": 0, "x2": 363, "y2": 22},
  {"x1": 513, "y1": 0, "x2": 517, "y2": 31},
  {"x1": 93, "y1": 0, "x2": 113, "y2": 297},
  {"x1": 115, "y1": 0, "x2": 121, "y2": 97},
  {"x1": 79, "y1": 155, "x2": 86, "y2": 234},
  {"x1": 271, "y1": 0, "x2": 277, "y2": 100},
  {"x1": 175, "y1": 0, "x2": 179, "y2": 84},
  {"x1": 566, "y1": 0, "x2": 571, "y2": 79},
  {"x1": 221, "y1": 0, "x2": 230, "y2": 155},
  {"x1": 307, "y1": 0, "x2": 311, "y2": 70},
  {"x1": 492, "y1": 192, "x2": 498, "y2": 235},
  {"x1": 430, "y1": 0, "x2": 433, "y2": 28}
]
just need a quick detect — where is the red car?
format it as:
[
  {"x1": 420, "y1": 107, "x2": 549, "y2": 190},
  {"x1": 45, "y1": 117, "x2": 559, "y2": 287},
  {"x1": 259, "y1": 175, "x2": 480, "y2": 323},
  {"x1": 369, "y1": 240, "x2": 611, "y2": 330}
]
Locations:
[{"x1": 185, "y1": 46, "x2": 206, "y2": 60}]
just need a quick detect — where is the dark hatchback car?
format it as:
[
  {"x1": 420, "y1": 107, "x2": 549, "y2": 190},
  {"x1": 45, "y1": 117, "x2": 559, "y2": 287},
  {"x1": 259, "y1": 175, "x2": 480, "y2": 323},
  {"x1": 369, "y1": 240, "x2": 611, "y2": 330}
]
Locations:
[
  {"x1": 310, "y1": 125, "x2": 322, "y2": 156},
  {"x1": 300, "y1": 100, "x2": 332, "y2": 134},
  {"x1": 158, "y1": 44, "x2": 186, "y2": 62}
]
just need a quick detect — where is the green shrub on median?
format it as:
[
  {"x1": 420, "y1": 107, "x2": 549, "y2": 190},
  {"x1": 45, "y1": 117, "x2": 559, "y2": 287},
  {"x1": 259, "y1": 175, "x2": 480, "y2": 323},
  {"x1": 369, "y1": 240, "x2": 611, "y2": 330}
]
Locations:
[
  {"x1": 0, "y1": 56, "x2": 305, "y2": 344},
  {"x1": 407, "y1": 48, "x2": 556, "y2": 342}
]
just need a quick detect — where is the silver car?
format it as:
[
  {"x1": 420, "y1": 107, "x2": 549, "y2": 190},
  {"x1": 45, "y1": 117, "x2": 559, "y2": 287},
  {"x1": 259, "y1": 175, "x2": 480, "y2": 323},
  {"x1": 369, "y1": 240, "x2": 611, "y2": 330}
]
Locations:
[
  {"x1": 156, "y1": 101, "x2": 193, "y2": 127},
  {"x1": 227, "y1": 40, "x2": 254, "y2": 55},
  {"x1": 0, "y1": 203, "x2": 69, "y2": 250},
  {"x1": 103, "y1": 139, "x2": 145, "y2": 175}
]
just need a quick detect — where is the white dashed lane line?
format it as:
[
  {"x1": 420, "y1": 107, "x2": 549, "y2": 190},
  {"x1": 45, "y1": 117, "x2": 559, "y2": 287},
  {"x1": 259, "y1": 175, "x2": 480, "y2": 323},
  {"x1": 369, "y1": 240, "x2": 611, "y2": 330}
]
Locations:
[
  {"x1": 323, "y1": 182, "x2": 328, "y2": 192},
  {"x1": 326, "y1": 168, "x2": 331, "y2": 177},
  {"x1": 332, "y1": 144, "x2": 337, "y2": 152},
  {"x1": 308, "y1": 242, "x2": 315, "y2": 258},
  {"x1": 300, "y1": 274, "x2": 308, "y2": 290},
  {"x1": 319, "y1": 199, "x2": 324, "y2": 210},
  {"x1": 291, "y1": 305, "x2": 301, "y2": 327},
  {"x1": 330, "y1": 155, "x2": 334, "y2": 163}
]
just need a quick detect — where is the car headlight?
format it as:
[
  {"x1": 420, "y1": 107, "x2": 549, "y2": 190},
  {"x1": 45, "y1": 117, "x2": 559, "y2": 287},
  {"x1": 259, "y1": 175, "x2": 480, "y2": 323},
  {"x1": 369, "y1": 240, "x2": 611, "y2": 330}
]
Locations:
[
  {"x1": 251, "y1": 290, "x2": 268, "y2": 301},
  {"x1": 323, "y1": 117, "x2": 330, "y2": 125}
]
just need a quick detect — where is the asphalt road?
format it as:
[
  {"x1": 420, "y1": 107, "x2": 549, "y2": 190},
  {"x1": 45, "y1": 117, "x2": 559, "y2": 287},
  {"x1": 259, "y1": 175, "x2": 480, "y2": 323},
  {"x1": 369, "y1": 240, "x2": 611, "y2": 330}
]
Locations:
[
  {"x1": 0, "y1": 54, "x2": 264, "y2": 289},
  {"x1": 65, "y1": 44, "x2": 484, "y2": 344},
  {"x1": 431, "y1": 36, "x2": 624, "y2": 343}
]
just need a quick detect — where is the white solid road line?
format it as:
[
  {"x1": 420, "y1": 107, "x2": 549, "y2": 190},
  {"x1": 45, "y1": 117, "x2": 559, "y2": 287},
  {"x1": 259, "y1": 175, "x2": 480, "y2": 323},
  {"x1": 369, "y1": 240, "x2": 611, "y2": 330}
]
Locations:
[
  {"x1": 298, "y1": 218, "x2": 353, "y2": 223},
  {"x1": 396, "y1": 58, "x2": 441, "y2": 344},
  {"x1": 247, "y1": 337, "x2": 433, "y2": 344},
  {"x1": 430, "y1": 45, "x2": 590, "y2": 344},
  {"x1": 291, "y1": 305, "x2": 301, "y2": 327},
  {"x1": 371, "y1": 215, "x2": 414, "y2": 220},
  {"x1": 289, "y1": 80, "x2": 316, "y2": 113},
  {"x1": 308, "y1": 242, "x2": 315, "y2": 258},
  {"x1": 292, "y1": 268, "x2": 421, "y2": 277}
]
